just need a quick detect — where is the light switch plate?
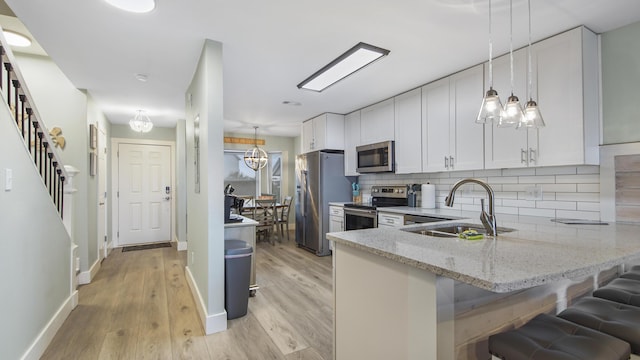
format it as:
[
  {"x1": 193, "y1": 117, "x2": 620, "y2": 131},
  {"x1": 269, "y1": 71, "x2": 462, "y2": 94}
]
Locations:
[
  {"x1": 4, "y1": 168, "x2": 12, "y2": 191},
  {"x1": 525, "y1": 185, "x2": 542, "y2": 200}
]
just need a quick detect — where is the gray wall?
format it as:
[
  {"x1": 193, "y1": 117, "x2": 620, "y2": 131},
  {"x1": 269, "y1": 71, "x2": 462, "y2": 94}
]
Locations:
[
  {"x1": 185, "y1": 39, "x2": 226, "y2": 329},
  {"x1": 111, "y1": 123, "x2": 176, "y2": 141},
  {"x1": 176, "y1": 120, "x2": 187, "y2": 244},
  {"x1": 0, "y1": 88, "x2": 72, "y2": 360},
  {"x1": 15, "y1": 53, "x2": 93, "y2": 271},
  {"x1": 602, "y1": 20, "x2": 640, "y2": 144}
]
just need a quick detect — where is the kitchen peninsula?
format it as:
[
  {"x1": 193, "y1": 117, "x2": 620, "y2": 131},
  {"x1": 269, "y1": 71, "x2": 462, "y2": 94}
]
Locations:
[{"x1": 327, "y1": 212, "x2": 640, "y2": 360}]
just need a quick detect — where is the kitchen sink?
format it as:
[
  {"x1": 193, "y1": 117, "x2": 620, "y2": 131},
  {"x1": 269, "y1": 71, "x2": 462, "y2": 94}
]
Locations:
[{"x1": 402, "y1": 222, "x2": 516, "y2": 237}]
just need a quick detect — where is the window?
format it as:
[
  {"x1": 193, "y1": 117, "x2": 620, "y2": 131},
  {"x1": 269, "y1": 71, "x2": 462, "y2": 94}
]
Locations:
[{"x1": 224, "y1": 150, "x2": 283, "y2": 202}]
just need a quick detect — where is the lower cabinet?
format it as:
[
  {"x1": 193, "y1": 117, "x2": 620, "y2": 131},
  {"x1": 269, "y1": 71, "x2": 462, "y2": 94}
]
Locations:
[
  {"x1": 329, "y1": 205, "x2": 345, "y2": 250},
  {"x1": 377, "y1": 212, "x2": 404, "y2": 228}
]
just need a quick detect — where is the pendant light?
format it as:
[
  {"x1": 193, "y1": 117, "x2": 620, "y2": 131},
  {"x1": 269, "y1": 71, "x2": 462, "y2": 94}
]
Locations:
[
  {"x1": 517, "y1": 0, "x2": 545, "y2": 129},
  {"x1": 498, "y1": 0, "x2": 524, "y2": 128},
  {"x1": 129, "y1": 110, "x2": 153, "y2": 133},
  {"x1": 244, "y1": 126, "x2": 268, "y2": 171},
  {"x1": 476, "y1": 0, "x2": 502, "y2": 124}
]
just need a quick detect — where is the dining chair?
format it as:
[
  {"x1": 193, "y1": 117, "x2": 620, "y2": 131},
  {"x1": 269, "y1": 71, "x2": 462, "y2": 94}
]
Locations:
[
  {"x1": 237, "y1": 195, "x2": 255, "y2": 218},
  {"x1": 255, "y1": 198, "x2": 277, "y2": 245},
  {"x1": 275, "y1": 196, "x2": 293, "y2": 241}
]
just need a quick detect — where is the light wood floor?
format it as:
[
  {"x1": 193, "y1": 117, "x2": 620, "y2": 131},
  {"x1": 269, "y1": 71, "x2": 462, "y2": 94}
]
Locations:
[{"x1": 41, "y1": 235, "x2": 334, "y2": 360}]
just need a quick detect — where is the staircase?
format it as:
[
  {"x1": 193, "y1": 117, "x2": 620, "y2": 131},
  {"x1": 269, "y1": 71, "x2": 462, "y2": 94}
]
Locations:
[{"x1": 0, "y1": 37, "x2": 68, "y2": 216}]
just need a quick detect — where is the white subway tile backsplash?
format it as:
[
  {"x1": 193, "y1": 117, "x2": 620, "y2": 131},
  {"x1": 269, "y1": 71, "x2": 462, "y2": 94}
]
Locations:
[
  {"x1": 536, "y1": 201, "x2": 577, "y2": 210},
  {"x1": 535, "y1": 166, "x2": 577, "y2": 176},
  {"x1": 502, "y1": 168, "x2": 536, "y2": 176},
  {"x1": 577, "y1": 166, "x2": 600, "y2": 175},
  {"x1": 578, "y1": 202, "x2": 601, "y2": 212},
  {"x1": 556, "y1": 174, "x2": 600, "y2": 184},
  {"x1": 541, "y1": 184, "x2": 577, "y2": 192},
  {"x1": 577, "y1": 184, "x2": 600, "y2": 193},
  {"x1": 556, "y1": 192, "x2": 599, "y2": 202},
  {"x1": 364, "y1": 164, "x2": 601, "y2": 220},
  {"x1": 556, "y1": 210, "x2": 600, "y2": 221},
  {"x1": 488, "y1": 176, "x2": 519, "y2": 184},
  {"x1": 519, "y1": 208, "x2": 557, "y2": 217},
  {"x1": 518, "y1": 176, "x2": 557, "y2": 184}
]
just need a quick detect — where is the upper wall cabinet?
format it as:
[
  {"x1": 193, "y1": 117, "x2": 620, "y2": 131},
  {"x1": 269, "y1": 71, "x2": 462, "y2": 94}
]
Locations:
[
  {"x1": 485, "y1": 26, "x2": 600, "y2": 168},
  {"x1": 394, "y1": 88, "x2": 422, "y2": 174},
  {"x1": 301, "y1": 113, "x2": 345, "y2": 154},
  {"x1": 422, "y1": 65, "x2": 485, "y2": 173},
  {"x1": 344, "y1": 110, "x2": 361, "y2": 176},
  {"x1": 360, "y1": 98, "x2": 395, "y2": 145}
]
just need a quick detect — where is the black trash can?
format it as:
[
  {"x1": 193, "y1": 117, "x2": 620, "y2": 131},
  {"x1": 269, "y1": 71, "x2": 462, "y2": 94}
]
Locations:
[{"x1": 224, "y1": 239, "x2": 253, "y2": 319}]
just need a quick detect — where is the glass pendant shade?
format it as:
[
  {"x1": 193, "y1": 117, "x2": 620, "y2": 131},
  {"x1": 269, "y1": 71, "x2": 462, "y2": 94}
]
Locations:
[
  {"x1": 244, "y1": 126, "x2": 268, "y2": 171},
  {"x1": 476, "y1": 88, "x2": 503, "y2": 124},
  {"x1": 129, "y1": 110, "x2": 153, "y2": 133},
  {"x1": 518, "y1": 100, "x2": 545, "y2": 129},
  {"x1": 498, "y1": 95, "x2": 524, "y2": 128}
]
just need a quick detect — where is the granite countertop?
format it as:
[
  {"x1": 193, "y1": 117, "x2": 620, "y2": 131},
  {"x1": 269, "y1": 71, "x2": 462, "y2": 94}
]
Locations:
[{"x1": 327, "y1": 210, "x2": 640, "y2": 293}]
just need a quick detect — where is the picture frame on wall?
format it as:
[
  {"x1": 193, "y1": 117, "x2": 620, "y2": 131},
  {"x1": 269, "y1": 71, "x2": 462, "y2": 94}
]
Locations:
[
  {"x1": 194, "y1": 114, "x2": 200, "y2": 193},
  {"x1": 89, "y1": 124, "x2": 97, "y2": 149}
]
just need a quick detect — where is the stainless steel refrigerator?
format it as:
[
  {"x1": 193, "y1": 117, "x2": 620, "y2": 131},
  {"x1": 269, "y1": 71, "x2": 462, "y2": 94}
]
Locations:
[{"x1": 295, "y1": 150, "x2": 353, "y2": 256}]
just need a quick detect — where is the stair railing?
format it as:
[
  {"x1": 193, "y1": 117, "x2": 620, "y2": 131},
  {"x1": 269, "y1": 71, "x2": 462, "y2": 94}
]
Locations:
[{"x1": 0, "y1": 28, "x2": 68, "y2": 218}]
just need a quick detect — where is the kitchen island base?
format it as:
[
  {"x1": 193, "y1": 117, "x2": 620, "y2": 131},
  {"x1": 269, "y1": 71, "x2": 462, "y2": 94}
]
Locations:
[{"x1": 333, "y1": 241, "x2": 620, "y2": 360}]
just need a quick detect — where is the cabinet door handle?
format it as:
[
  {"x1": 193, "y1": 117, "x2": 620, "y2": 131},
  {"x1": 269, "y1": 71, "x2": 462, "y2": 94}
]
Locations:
[
  {"x1": 449, "y1": 156, "x2": 454, "y2": 170},
  {"x1": 444, "y1": 156, "x2": 449, "y2": 169},
  {"x1": 529, "y1": 148, "x2": 536, "y2": 164},
  {"x1": 521, "y1": 148, "x2": 527, "y2": 164}
]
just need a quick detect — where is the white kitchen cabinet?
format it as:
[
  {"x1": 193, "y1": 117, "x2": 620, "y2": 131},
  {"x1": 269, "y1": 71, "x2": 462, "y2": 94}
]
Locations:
[
  {"x1": 394, "y1": 88, "x2": 423, "y2": 174},
  {"x1": 344, "y1": 110, "x2": 361, "y2": 176},
  {"x1": 422, "y1": 65, "x2": 485, "y2": 172},
  {"x1": 329, "y1": 205, "x2": 344, "y2": 250},
  {"x1": 301, "y1": 113, "x2": 345, "y2": 153},
  {"x1": 377, "y1": 212, "x2": 404, "y2": 228},
  {"x1": 360, "y1": 98, "x2": 395, "y2": 145},
  {"x1": 485, "y1": 26, "x2": 599, "y2": 168}
]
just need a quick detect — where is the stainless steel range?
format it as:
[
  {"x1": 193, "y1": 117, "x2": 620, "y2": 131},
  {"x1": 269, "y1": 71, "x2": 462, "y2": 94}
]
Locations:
[{"x1": 343, "y1": 185, "x2": 408, "y2": 230}]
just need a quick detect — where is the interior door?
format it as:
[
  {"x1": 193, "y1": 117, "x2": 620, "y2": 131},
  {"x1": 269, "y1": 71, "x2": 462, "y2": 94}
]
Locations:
[{"x1": 118, "y1": 143, "x2": 171, "y2": 246}]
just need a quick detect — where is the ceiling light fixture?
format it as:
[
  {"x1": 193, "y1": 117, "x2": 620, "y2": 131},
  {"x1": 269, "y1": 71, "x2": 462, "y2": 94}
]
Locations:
[
  {"x1": 517, "y1": 0, "x2": 545, "y2": 130},
  {"x1": 476, "y1": 0, "x2": 502, "y2": 124},
  {"x1": 297, "y1": 42, "x2": 390, "y2": 92},
  {"x1": 135, "y1": 73, "x2": 149, "y2": 82},
  {"x1": 129, "y1": 110, "x2": 153, "y2": 133},
  {"x1": 498, "y1": 0, "x2": 524, "y2": 128},
  {"x1": 104, "y1": 0, "x2": 155, "y2": 13},
  {"x1": 3, "y1": 30, "x2": 31, "y2": 47},
  {"x1": 244, "y1": 126, "x2": 268, "y2": 171}
]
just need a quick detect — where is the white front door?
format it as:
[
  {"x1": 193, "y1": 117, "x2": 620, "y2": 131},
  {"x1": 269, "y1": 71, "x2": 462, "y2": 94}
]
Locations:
[{"x1": 118, "y1": 143, "x2": 172, "y2": 246}]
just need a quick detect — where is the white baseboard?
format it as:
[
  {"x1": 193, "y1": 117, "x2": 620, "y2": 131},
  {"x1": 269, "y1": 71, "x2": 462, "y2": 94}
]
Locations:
[
  {"x1": 184, "y1": 266, "x2": 227, "y2": 335},
  {"x1": 78, "y1": 258, "x2": 101, "y2": 285},
  {"x1": 21, "y1": 290, "x2": 78, "y2": 360},
  {"x1": 106, "y1": 240, "x2": 114, "y2": 256}
]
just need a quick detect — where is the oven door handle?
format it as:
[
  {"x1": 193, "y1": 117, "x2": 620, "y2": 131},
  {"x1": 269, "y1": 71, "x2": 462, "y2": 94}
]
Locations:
[{"x1": 344, "y1": 208, "x2": 377, "y2": 217}]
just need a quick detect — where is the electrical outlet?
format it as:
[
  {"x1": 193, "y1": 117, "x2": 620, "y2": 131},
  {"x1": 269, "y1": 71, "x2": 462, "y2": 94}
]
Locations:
[{"x1": 525, "y1": 185, "x2": 543, "y2": 200}]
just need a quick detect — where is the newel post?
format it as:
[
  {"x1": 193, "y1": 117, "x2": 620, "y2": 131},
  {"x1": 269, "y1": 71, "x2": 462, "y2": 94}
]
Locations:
[{"x1": 63, "y1": 165, "x2": 80, "y2": 299}]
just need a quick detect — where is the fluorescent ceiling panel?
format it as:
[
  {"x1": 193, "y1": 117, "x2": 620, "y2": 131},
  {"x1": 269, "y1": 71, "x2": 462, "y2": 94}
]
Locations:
[{"x1": 298, "y1": 42, "x2": 390, "y2": 92}]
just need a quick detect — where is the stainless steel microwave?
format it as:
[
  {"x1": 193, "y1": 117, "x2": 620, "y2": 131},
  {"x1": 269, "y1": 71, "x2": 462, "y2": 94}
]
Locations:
[{"x1": 356, "y1": 140, "x2": 395, "y2": 173}]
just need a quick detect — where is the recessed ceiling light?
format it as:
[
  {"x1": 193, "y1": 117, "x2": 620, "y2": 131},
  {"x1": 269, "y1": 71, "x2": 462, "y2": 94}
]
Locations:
[
  {"x1": 3, "y1": 30, "x2": 31, "y2": 47},
  {"x1": 104, "y1": 0, "x2": 155, "y2": 13},
  {"x1": 297, "y1": 42, "x2": 390, "y2": 92},
  {"x1": 282, "y1": 101, "x2": 301, "y2": 106}
]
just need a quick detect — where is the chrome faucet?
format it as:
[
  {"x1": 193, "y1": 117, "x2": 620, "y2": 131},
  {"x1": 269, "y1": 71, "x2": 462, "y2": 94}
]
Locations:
[{"x1": 444, "y1": 178, "x2": 498, "y2": 237}]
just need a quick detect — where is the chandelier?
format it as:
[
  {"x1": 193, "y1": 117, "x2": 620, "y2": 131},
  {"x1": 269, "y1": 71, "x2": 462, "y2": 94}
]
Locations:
[
  {"x1": 129, "y1": 110, "x2": 153, "y2": 133},
  {"x1": 244, "y1": 126, "x2": 268, "y2": 171}
]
